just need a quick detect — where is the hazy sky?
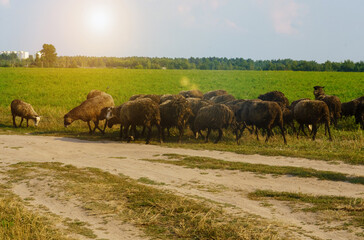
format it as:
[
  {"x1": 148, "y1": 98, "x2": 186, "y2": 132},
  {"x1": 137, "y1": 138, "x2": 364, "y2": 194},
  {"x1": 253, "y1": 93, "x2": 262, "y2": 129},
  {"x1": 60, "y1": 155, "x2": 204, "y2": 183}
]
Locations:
[{"x1": 1, "y1": 0, "x2": 363, "y2": 62}]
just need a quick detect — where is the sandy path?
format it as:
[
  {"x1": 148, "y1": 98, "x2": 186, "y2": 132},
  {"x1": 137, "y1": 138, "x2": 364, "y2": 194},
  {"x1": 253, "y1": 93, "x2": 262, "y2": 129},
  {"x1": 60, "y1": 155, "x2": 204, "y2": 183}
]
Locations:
[{"x1": 1, "y1": 134, "x2": 363, "y2": 240}]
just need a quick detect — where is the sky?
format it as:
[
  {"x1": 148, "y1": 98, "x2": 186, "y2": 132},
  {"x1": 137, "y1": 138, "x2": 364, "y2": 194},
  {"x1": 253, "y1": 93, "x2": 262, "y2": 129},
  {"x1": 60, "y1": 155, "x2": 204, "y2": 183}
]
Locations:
[{"x1": 1, "y1": 0, "x2": 364, "y2": 63}]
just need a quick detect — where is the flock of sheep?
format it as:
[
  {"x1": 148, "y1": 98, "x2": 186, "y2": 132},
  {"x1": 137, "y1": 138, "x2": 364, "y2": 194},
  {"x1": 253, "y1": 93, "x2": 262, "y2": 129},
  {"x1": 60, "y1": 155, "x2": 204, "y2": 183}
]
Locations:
[{"x1": 10, "y1": 87, "x2": 364, "y2": 144}]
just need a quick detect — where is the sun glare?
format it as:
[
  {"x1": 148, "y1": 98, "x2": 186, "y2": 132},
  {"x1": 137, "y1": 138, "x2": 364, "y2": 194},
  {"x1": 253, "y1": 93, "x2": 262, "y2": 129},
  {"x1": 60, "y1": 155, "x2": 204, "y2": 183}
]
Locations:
[{"x1": 86, "y1": 6, "x2": 113, "y2": 34}]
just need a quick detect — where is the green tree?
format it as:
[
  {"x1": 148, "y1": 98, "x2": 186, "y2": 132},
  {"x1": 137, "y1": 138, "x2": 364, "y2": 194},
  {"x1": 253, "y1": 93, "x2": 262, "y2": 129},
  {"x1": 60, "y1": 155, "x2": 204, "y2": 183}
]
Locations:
[{"x1": 40, "y1": 44, "x2": 57, "y2": 67}]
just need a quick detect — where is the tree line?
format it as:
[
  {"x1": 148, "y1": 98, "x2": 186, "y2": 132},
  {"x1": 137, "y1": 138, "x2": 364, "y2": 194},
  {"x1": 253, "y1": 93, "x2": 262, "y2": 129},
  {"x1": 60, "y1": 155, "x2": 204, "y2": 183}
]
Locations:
[{"x1": 1, "y1": 44, "x2": 364, "y2": 72}]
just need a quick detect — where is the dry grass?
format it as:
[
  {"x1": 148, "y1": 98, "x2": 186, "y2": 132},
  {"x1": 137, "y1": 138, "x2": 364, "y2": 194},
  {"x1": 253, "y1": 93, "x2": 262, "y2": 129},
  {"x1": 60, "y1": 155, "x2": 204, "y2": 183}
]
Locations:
[
  {"x1": 0, "y1": 183, "x2": 71, "y2": 240},
  {"x1": 4, "y1": 162, "x2": 295, "y2": 239}
]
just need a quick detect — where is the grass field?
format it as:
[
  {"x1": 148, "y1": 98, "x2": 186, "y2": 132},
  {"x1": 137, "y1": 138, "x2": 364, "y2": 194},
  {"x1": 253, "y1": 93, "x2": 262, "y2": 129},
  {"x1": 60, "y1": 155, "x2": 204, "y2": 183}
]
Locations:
[{"x1": 0, "y1": 68, "x2": 363, "y2": 164}]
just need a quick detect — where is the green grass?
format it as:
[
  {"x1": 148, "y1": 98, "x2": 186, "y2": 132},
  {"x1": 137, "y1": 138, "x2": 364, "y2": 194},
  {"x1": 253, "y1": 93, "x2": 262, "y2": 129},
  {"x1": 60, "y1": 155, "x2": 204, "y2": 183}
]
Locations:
[
  {"x1": 5, "y1": 162, "x2": 292, "y2": 239},
  {"x1": 0, "y1": 68, "x2": 363, "y2": 163},
  {"x1": 143, "y1": 154, "x2": 364, "y2": 184},
  {"x1": 249, "y1": 190, "x2": 364, "y2": 230}
]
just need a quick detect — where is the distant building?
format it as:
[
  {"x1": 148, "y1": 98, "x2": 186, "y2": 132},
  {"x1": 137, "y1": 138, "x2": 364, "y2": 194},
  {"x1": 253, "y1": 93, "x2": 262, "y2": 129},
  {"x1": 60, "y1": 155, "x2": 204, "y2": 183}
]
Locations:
[{"x1": 0, "y1": 51, "x2": 29, "y2": 60}]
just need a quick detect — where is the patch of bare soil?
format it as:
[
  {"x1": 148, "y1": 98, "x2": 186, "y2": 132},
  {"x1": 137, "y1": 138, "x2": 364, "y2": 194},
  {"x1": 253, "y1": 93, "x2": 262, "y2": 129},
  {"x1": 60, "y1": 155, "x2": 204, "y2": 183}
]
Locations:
[{"x1": 1, "y1": 134, "x2": 363, "y2": 240}]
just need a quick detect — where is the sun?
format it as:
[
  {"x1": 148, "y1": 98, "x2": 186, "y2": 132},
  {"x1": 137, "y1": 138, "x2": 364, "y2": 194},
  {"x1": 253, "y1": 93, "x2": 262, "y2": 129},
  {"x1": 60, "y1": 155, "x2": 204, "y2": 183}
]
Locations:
[{"x1": 86, "y1": 6, "x2": 113, "y2": 34}]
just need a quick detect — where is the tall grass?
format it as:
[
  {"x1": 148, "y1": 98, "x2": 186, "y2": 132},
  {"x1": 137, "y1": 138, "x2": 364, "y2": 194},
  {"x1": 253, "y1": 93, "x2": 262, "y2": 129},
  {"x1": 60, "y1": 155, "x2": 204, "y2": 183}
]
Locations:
[{"x1": 0, "y1": 68, "x2": 363, "y2": 163}]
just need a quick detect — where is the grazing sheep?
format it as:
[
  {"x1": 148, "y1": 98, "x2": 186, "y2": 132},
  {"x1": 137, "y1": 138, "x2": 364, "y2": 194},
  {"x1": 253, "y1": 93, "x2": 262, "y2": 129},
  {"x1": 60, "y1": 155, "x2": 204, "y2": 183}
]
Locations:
[
  {"x1": 186, "y1": 98, "x2": 213, "y2": 137},
  {"x1": 236, "y1": 100, "x2": 287, "y2": 144},
  {"x1": 64, "y1": 93, "x2": 114, "y2": 134},
  {"x1": 194, "y1": 104, "x2": 237, "y2": 144},
  {"x1": 210, "y1": 94, "x2": 236, "y2": 104},
  {"x1": 179, "y1": 89, "x2": 203, "y2": 99},
  {"x1": 293, "y1": 100, "x2": 332, "y2": 141},
  {"x1": 87, "y1": 89, "x2": 106, "y2": 99},
  {"x1": 11, "y1": 99, "x2": 40, "y2": 127},
  {"x1": 159, "y1": 95, "x2": 192, "y2": 143},
  {"x1": 129, "y1": 94, "x2": 161, "y2": 104},
  {"x1": 313, "y1": 86, "x2": 341, "y2": 127},
  {"x1": 106, "y1": 98, "x2": 162, "y2": 144},
  {"x1": 203, "y1": 90, "x2": 228, "y2": 100},
  {"x1": 258, "y1": 91, "x2": 289, "y2": 108}
]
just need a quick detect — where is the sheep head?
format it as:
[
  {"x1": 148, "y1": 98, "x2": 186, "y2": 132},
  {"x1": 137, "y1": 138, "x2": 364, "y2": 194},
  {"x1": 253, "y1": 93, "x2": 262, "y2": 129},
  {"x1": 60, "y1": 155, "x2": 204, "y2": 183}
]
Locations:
[
  {"x1": 313, "y1": 86, "x2": 325, "y2": 99},
  {"x1": 34, "y1": 116, "x2": 41, "y2": 126},
  {"x1": 63, "y1": 114, "x2": 74, "y2": 127},
  {"x1": 105, "y1": 107, "x2": 115, "y2": 120}
]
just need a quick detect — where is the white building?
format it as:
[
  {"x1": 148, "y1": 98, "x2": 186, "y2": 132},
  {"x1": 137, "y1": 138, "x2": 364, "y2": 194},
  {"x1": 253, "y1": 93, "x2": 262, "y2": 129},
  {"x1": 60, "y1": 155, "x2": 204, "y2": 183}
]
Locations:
[{"x1": 1, "y1": 51, "x2": 29, "y2": 60}]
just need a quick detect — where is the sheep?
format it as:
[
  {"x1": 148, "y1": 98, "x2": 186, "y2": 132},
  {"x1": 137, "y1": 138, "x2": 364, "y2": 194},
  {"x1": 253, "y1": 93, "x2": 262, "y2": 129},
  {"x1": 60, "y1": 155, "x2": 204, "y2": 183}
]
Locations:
[
  {"x1": 293, "y1": 100, "x2": 332, "y2": 141},
  {"x1": 129, "y1": 94, "x2": 161, "y2": 104},
  {"x1": 179, "y1": 89, "x2": 203, "y2": 99},
  {"x1": 313, "y1": 86, "x2": 341, "y2": 127},
  {"x1": 87, "y1": 90, "x2": 112, "y2": 132},
  {"x1": 160, "y1": 94, "x2": 175, "y2": 104},
  {"x1": 355, "y1": 99, "x2": 364, "y2": 129},
  {"x1": 258, "y1": 91, "x2": 289, "y2": 109},
  {"x1": 186, "y1": 98, "x2": 214, "y2": 137},
  {"x1": 194, "y1": 104, "x2": 237, "y2": 144},
  {"x1": 64, "y1": 93, "x2": 114, "y2": 134},
  {"x1": 106, "y1": 98, "x2": 162, "y2": 144},
  {"x1": 159, "y1": 95, "x2": 193, "y2": 143},
  {"x1": 87, "y1": 89, "x2": 105, "y2": 99},
  {"x1": 203, "y1": 90, "x2": 228, "y2": 100},
  {"x1": 281, "y1": 98, "x2": 310, "y2": 134},
  {"x1": 11, "y1": 99, "x2": 40, "y2": 128},
  {"x1": 236, "y1": 100, "x2": 287, "y2": 144},
  {"x1": 210, "y1": 94, "x2": 236, "y2": 104},
  {"x1": 341, "y1": 96, "x2": 364, "y2": 117}
]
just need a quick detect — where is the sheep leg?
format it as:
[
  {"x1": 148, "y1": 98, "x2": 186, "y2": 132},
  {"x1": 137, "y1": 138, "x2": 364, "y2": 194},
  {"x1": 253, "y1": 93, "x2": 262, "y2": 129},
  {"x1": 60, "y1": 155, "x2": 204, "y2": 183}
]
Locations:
[
  {"x1": 87, "y1": 121, "x2": 93, "y2": 134},
  {"x1": 205, "y1": 128, "x2": 211, "y2": 143},
  {"x1": 167, "y1": 128, "x2": 171, "y2": 137},
  {"x1": 145, "y1": 125, "x2": 152, "y2": 144},
  {"x1": 26, "y1": 119, "x2": 29, "y2": 127},
  {"x1": 198, "y1": 130, "x2": 205, "y2": 140},
  {"x1": 124, "y1": 124, "x2": 131, "y2": 142},
  {"x1": 255, "y1": 127, "x2": 260, "y2": 141},
  {"x1": 156, "y1": 124, "x2": 163, "y2": 144},
  {"x1": 311, "y1": 124, "x2": 318, "y2": 141},
  {"x1": 19, "y1": 117, "x2": 24, "y2": 127},
  {"x1": 265, "y1": 128, "x2": 271, "y2": 143},
  {"x1": 102, "y1": 120, "x2": 108, "y2": 134},
  {"x1": 214, "y1": 128, "x2": 223, "y2": 144},
  {"x1": 236, "y1": 124, "x2": 246, "y2": 145},
  {"x1": 326, "y1": 122, "x2": 332, "y2": 141},
  {"x1": 279, "y1": 124, "x2": 287, "y2": 144},
  {"x1": 178, "y1": 125, "x2": 184, "y2": 143},
  {"x1": 12, "y1": 115, "x2": 17, "y2": 128},
  {"x1": 93, "y1": 120, "x2": 105, "y2": 134}
]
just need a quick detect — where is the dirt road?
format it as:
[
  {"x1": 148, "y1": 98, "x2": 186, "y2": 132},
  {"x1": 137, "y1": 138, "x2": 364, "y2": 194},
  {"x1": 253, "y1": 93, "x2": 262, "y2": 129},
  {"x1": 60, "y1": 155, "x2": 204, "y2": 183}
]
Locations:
[{"x1": 1, "y1": 134, "x2": 363, "y2": 240}]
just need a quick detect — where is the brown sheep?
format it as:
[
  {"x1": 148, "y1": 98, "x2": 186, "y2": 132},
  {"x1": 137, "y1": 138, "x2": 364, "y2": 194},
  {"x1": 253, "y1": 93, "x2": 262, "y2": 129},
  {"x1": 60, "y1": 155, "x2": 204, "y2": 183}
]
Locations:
[
  {"x1": 355, "y1": 99, "x2": 364, "y2": 129},
  {"x1": 203, "y1": 90, "x2": 228, "y2": 100},
  {"x1": 210, "y1": 94, "x2": 236, "y2": 104},
  {"x1": 87, "y1": 89, "x2": 106, "y2": 99},
  {"x1": 64, "y1": 93, "x2": 114, "y2": 134},
  {"x1": 106, "y1": 98, "x2": 162, "y2": 144},
  {"x1": 11, "y1": 99, "x2": 40, "y2": 128},
  {"x1": 313, "y1": 86, "x2": 341, "y2": 127},
  {"x1": 236, "y1": 100, "x2": 287, "y2": 144},
  {"x1": 179, "y1": 89, "x2": 203, "y2": 99},
  {"x1": 293, "y1": 100, "x2": 332, "y2": 141},
  {"x1": 129, "y1": 94, "x2": 161, "y2": 104},
  {"x1": 194, "y1": 104, "x2": 237, "y2": 144},
  {"x1": 341, "y1": 96, "x2": 364, "y2": 118},
  {"x1": 159, "y1": 95, "x2": 192, "y2": 143},
  {"x1": 186, "y1": 98, "x2": 214, "y2": 138},
  {"x1": 87, "y1": 90, "x2": 112, "y2": 132},
  {"x1": 258, "y1": 91, "x2": 289, "y2": 109}
]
